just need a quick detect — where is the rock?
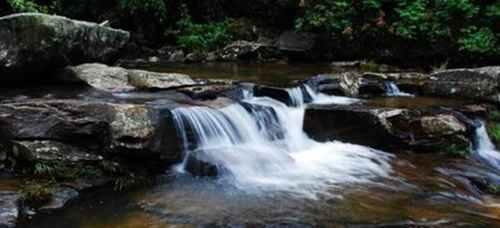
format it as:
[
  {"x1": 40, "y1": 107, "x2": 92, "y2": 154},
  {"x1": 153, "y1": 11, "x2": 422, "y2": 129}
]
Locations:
[
  {"x1": 148, "y1": 56, "x2": 159, "y2": 63},
  {"x1": 178, "y1": 84, "x2": 237, "y2": 100},
  {"x1": 168, "y1": 50, "x2": 186, "y2": 62},
  {"x1": 109, "y1": 104, "x2": 154, "y2": 151},
  {"x1": 59, "y1": 63, "x2": 133, "y2": 91},
  {"x1": 10, "y1": 140, "x2": 103, "y2": 162},
  {"x1": 254, "y1": 85, "x2": 294, "y2": 106},
  {"x1": 420, "y1": 115, "x2": 466, "y2": 137},
  {"x1": 59, "y1": 63, "x2": 196, "y2": 92},
  {"x1": 0, "y1": 100, "x2": 113, "y2": 143},
  {"x1": 127, "y1": 70, "x2": 195, "y2": 90},
  {"x1": 219, "y1": 40, "x2": 278, "y2": 61},
  {"x1": 304, "y1": 74, "x2": 344, "y2": 96},
  {"x1": 337, "y1": 72, "x2": 362, "y2": 97},
  {"x1": 277, "y1": 31, "x2": 315, "y2": 52},
  {"x1": 304, "y1": 104, "x2": 473, "y2": 152},
  {"x1": 330, "y1": 61, "x2": 365, "y2": 68},
  {"x1": 38, "y1": 187, "x2": 78, "y2": 212},
  {"x1": 184, "y1": 153, "x2": 218, "y2": 177},
  {"x1": 0, "y1": 13, "x2": 129, "y2": 81},
  {"x1": 0, "y1": 191, "x2": 20, "y2": 228},
  {"x1": 0, "y1": 99, "x2": 182, "y2": 162},
  {"x1": 205, "y1": 52, "x2": 218, "y2": 62},
  {"x1": 304, "y1": 104, "x2": 401, "y2": 149},
  {"x1": 424, "y1": 66, "x2": 500, "y2": 99},
  {"x1": 185, "y1": 52, "x2": 207, "y2": 63}
]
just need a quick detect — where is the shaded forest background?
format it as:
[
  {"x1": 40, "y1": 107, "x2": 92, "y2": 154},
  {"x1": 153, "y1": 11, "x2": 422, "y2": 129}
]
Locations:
[{"x1": 1, "y1": 0, "x2": 499, "y2": 66}]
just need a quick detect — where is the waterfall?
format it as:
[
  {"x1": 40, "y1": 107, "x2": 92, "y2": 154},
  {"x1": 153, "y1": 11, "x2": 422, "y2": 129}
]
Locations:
[
  {"x1": 473, "y1": 122, "x2": 500, "y2": 170},
  {"x1": 384, "y1": 81, "x2": 413, "y2": 97},
  {"x1": 171, "y1": 85, "x2": 392, "y2": 197},
  {"x1": 288, "y1": 84, "x2": 359, "y2": 106}
]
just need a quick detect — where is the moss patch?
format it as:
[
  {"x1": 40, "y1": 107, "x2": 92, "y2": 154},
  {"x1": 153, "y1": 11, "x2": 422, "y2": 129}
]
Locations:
[{"x1": 20, "y1": 180, "x2": 53, "y2": 206}]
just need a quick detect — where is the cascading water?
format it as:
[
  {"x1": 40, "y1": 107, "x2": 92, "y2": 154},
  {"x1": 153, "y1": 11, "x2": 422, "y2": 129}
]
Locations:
[
  {"x1": 384, "y1": 81, "x2": 413, "y2": 97},
  {"x1": 172, "y1": 85, "x2": 392, "y2": 198},
  {"x1": 473, "y1": 122, "x2": 500, "y2": 170}
]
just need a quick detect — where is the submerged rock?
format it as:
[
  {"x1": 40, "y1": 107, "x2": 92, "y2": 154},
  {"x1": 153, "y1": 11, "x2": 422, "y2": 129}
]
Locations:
[
  {"x1": 59, "y1": 63, "x2": 196, "y2": 92},
  {"x1": 184, "y1": 153, "x2": 218, "y2": 177},
  {"x1": 0, "y1": 13, "x2": 129, "y2": 81},
  {"x1": 38, "y1": 187, "x2": 79, "y2": 213}
]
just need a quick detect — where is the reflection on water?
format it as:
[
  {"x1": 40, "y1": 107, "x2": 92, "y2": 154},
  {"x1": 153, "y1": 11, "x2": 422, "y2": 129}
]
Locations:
[
  {"x1": 145, "y1": 62, "x2": 333, "y2": 86},
  {"x1": 20, "y1": 153, "x2": 500, "y2": 227},
  {"x1": 367, "y1": 96, "x2": 471, "y2": 109}
]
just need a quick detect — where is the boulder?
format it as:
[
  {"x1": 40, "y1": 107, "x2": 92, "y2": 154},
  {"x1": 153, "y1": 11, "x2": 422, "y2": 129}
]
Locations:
[
  {"x1": 0, "y1": 13, "x2": 129, "y2": 81},
  {"x1": 219, "y1": 40, "x2": 278, "y2": 61},
  {"x1": 420, "y1": 115, "x2": 467, "y2": 137},
  {"x1": 304, "y1": 104, "x2": 473, "y2": 152},
  {"x1": 59, "y1": 63, "x2": 196, "y2": 92},
  {"x1": 0, "y1": 191, "x2": 20, "y2": 228},
  {"x1": 424, "y1": 66, "x2": 500, "y2": 99}
]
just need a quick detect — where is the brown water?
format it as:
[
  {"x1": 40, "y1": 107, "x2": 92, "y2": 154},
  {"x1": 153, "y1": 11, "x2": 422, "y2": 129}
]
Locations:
[
  {"x1": 145, "y1": 62, "x2": 333, "y2": 86},
  {"x1": 18, "y1": 153, "x2": 500, "y2": 227},
  {"x1": 366, "y1": 96, "x2": 471, "y2": 109}
]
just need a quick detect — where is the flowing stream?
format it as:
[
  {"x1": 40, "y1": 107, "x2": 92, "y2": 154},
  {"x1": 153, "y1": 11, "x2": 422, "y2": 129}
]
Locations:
[
  {"x1": 171, "y1": 86, "x2": 392, "y2": 197},
  {"x1": 384, "y1": 81, "x2": 413, "y2": 97},
  {"x1": 15, "y1": 64, "x2": 500, "y2": 227},
  {"x1": 474, "y1": 122, "x2": 500, "y2": 170}
]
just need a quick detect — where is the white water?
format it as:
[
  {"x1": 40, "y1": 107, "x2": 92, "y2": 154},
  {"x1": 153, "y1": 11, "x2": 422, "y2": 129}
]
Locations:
[
  {"x1": 384, "y1": 81, "x2": 413, "y2": 97},
  {"x1": 474, "y1": 122, "x2": 500, "y2": 169},
  {"x1": 172, "y1": 85, "x2": 392, "y2": 198}
]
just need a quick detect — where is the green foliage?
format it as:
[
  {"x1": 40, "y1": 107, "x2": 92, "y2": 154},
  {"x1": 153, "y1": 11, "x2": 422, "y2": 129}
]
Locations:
[
  {"x1": 177, "y1": 5, "x2": 233, "y2": 52},
  {"x1": 488, "y1": 122, "x2": 500, "y2": 144},
  {"x1": 295, "y1": 0, "x2": 353, "y2": 34},
  {"x1": 118, "y1": 0, "x2": 168, "y2": 21},
  {"x1": 31, "y1": 161, "x2": 103, "y2": 181},
  {"x1": 444, "y1": 143, "x2": 470, "y2": 157},
  {"x1": 459, "y1": 27, "x2": 497, "y2": 54},
  {"x1": 296, "y1": 0, "x2": 499, "y2": 55},
  {"x1": 6, "y1": 0, "x2": 47, "y2": 13}
]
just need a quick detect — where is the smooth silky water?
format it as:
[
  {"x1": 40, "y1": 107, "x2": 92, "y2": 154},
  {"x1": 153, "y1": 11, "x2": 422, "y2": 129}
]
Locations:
[{"x1": 17, "y1": 65, "x2": 500, "y2": 227}]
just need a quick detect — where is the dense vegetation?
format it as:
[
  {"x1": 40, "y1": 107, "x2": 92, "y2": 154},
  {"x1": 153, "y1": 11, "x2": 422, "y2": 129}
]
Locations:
[{"x1": 2, "y1": 0, "x2": 499, "y2": 64}]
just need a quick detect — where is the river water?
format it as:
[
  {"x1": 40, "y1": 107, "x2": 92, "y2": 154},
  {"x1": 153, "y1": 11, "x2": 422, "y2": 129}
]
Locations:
[{"x1": 16, "y1": 63, "x2": 500, "y2": 227}]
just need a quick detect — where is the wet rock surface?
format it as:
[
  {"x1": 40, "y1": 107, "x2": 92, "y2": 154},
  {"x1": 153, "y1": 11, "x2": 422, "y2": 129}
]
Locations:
[{"x1": 304, "y1": 104, "x2": 474, "y2": 152}]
